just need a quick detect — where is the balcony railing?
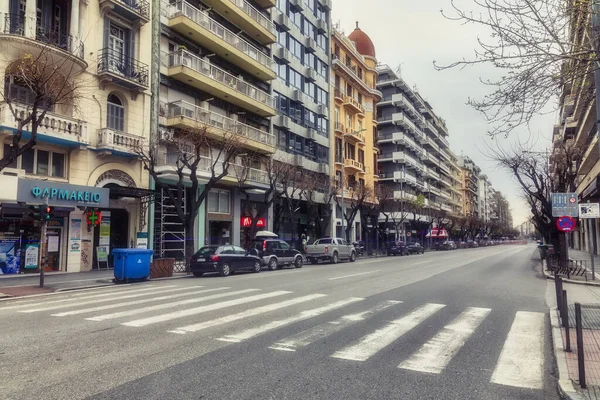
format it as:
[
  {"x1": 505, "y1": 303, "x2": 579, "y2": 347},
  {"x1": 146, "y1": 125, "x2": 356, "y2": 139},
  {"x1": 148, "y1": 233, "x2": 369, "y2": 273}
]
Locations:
[
  {"x1": 97, "y1": 128, "x2": 144, "y2": 153},
  {"x1": 167, "y1": 100, "x2": 275, "y2": 147},
  {"x1": 2, "y1": 14, "x2": 85, "y2": 59},
  {"x1": 226, "y1": 0, "x2": 276, "y2": 36},
  {"x1": 343, "y1": 95, "x2": 364, "y2": 114},
  {"x1": 97, "y1": 48, "x2": 149, "y2": 88},
  {"x1": 344, "y1": 158, "x2": 364, "y2": 171},
  {"x1": 334, "y1": 121, "x2": 345, "y2": 132},
  {"x1": 169, "y1": 1, "x2": 273, "y2": 71},
  {"x1": 168, "y1": 49, "x2": 274, "y2": 109},
  {"x1": 101, "y1": 0, "x2": 150, "y2": 21}
]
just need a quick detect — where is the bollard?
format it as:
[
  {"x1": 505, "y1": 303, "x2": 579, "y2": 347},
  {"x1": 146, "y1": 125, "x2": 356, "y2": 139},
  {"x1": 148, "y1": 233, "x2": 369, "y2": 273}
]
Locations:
[
  {"x1": 556, "y1": 277, "x2": 563, "y2": 311},
  {"x1": 563, "y1": 290, "x2": 571, "y2": 352},
  {"x1": 575, "y1": 303, "x2": 586, "y2": 388}
]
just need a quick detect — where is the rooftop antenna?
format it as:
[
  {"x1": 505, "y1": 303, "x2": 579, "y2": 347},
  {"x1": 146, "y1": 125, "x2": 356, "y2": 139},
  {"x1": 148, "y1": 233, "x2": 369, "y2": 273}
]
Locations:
[{"x1": 395, "y1": 63, "x2": 403, "y2": 77}]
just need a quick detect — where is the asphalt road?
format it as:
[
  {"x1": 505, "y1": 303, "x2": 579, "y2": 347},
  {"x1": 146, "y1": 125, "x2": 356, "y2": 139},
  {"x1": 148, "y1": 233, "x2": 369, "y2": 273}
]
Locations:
[{"x1": 0, "y1": 244, "x2": 559, "y2": 400}]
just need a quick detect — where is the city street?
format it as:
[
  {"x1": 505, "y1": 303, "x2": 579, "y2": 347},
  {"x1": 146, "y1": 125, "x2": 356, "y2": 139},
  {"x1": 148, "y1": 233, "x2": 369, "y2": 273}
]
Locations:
[{"x1": 0, "y1": 244, "x2": 558, "y2": 400}]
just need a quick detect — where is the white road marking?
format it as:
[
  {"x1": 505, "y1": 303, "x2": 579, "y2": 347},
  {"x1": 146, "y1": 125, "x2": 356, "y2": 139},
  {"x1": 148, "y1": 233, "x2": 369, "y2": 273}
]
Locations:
[
  {"x1": 398, "y1": 307, "x2": 491, "y2": 373},
  {"x1": 52, "y1": 287, "x2": 229, "y2": 317},
  {"x1": 217, "y1": 297, "x2": 365, "y2": 343},
  {"x1": 490, "y1": 311, "x2": 545, "y2": 389},
  {"x1": 331, "y1": 303, "x2": 446, "y2": 362},
  {"x1": 121, "y1": 290, "x2": 291, "y2": 327},
  {"x1": 169, "y1": 294, "x2": 326, "y2": 334},
  {"x1": 412, "y1": 261, "x2": 432, "y2": 265},
  {"x1": 18, "y1": 286, "x2": 184, "y2": 313},
  {"x1": 328, "y1": 271, "x2": 380, "y2": 281},
  {"x1": 87, "y1": 288, "x2": 262, "y2": 322},
  {"x1": 0, "y1": 285, "x2": 173, "y2": 310},
  {"x1": 269, "y1": 300, "x2": 401, "y2": 352}
]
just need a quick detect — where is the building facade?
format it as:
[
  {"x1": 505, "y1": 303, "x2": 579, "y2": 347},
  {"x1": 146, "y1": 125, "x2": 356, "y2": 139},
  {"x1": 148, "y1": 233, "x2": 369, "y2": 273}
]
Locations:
[
  {"x1": 330, "y1": 23, "x2": 380, "y2": 241},
  {"x1": 0, "y1": 0, "x2": 152, "y2": 273},
  {"x1": 478, "y1": 174, "x2": 493, "y2": 222},
  {"x1": 458, "y1": 156, "x2": 480, "y2": 217}
]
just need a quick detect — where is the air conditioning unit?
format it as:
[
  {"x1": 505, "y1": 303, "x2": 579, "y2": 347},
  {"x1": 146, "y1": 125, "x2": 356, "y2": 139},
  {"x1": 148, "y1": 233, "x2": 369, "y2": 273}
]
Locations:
[
  {"x1": 316, "y1": 19, "x2": 327, "y2": 34},
  {"x1": 289, "y1": 0, "x2": 304, "y2": 12},
  {"x1": 304, "y1": 37, "x2": 316, "y2": 53},
  {"x1": 275, "y1": 47, "x2": 291, "y2": 64},
  {"x1": 317, "y1": 104, "x2": 328, "y2": 117},
  {"x1": 292, "y1": 154, "x2": 305, "y2": 166},
  {"x1": 292, "y1": 89, "x2": 305, "y2": 104},
  {"x1": 305, "y1": 67, "x2": 317, "y2": 82},
  {"x1": 159, "y1": 128, "x2": 174, "y2": 141},
  {"x1": 318, "y1": 163, "x2": 329, "y2": 174},
  {"x1": 321, "y1": 0, "x2": 332, "y2": 11},
  {"x1": 306, "y1": 127, "x2": 317, "y2": 140},
  {"x1": 275, "y1": 115, "x2": 291, "y2": 129},
  {"x1": 1, "y1": 168, "x2": 25, "y2": 177},
  {"x1": 275, "y1": 12, "x2": 291, "y2": 32}
]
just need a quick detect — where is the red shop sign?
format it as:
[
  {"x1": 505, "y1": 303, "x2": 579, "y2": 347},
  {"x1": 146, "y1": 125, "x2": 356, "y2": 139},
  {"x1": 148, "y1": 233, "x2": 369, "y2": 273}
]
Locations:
[{"x1": 241, "y1": 217, "x2": 265, "y2": 228}]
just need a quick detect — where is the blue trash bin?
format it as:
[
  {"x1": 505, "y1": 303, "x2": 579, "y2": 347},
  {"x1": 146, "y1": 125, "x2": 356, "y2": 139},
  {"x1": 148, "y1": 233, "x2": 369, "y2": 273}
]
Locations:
[{"x1": 113, "y1": 248, "x2": 154, "y2": 283}]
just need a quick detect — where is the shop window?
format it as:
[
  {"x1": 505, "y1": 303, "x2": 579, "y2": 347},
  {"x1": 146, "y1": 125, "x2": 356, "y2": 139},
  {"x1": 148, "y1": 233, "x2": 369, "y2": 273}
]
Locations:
[
  {"x1": 5, "y1": 145, "x2": 66, "y2": 178},
  {"x1": 208, "y1": 189, "x2": 230, "y2": 214}
]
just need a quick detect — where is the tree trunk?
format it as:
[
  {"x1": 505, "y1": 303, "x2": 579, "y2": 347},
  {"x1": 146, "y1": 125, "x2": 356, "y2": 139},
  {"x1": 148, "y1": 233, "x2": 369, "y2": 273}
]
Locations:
[{"x1": 185, "y1": 217, "x2": 196, "y2": 273}]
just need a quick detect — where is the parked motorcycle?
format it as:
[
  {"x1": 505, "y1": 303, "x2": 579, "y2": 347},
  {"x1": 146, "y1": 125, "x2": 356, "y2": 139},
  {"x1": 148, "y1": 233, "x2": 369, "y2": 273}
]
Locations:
[{"x1": 352, "y1": 241, "x2": 365, "y2": 257}]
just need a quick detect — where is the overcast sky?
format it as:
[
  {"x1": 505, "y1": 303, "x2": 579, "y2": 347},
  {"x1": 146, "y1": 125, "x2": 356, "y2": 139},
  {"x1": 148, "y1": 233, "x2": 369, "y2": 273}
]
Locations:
[{"x1": 331, "y1": 0, "x2": 555, "y2": 226}]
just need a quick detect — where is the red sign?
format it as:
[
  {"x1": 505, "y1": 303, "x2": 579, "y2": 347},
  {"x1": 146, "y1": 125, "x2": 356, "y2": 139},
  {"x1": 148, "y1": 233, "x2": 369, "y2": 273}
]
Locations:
[
  {"x1": 86, "y1": 210, "x2": 102, "y2": 226},
  {"x1": 426, "y1": 228, "x2": 448, "y2": 238},
  {"x1": 241, "y1": 217, "x2": 265, "y2": 228},
  {"x1": 556, "y1": 216, "x2": 576, "y2": 232}
]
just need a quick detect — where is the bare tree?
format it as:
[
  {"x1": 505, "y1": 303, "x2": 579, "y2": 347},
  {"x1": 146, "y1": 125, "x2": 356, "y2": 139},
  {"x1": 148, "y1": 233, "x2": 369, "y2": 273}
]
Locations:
[
  {"x1": 139, "y1": 127, "x2": 246, "y2": 261},
  {"x1": 335, "y1": 181, "x2": 374, "y2": 242},
  {"x1": 436, "y1": 0, "x2": 593, "y2": 137},
  {"x1": 1, "y1": 50, "x2": 82, "y2": 170},
  {"x1": 377, "y1": 185, "x2": 409, "y2": 243},
  {"x1": 304, "y1": 172, "x2": 338, "y2": 240}
]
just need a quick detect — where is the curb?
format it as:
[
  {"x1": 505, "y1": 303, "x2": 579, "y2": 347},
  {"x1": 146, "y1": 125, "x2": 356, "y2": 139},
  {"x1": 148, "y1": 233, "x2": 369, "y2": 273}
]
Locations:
[
  {"x1": 541, "y1": 263, "x2": 600, "y2": 287},
  {"x1": 549, "y1": 306, "x2": 586, "y2": 400}
]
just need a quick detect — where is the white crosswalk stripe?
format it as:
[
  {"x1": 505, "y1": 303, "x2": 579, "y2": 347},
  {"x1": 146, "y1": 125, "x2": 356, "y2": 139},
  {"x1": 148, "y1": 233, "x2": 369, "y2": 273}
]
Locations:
[
  {"x1": 86, "y1": 288, "x2": 263, "y2": 322},
  {"x1": 217, "y1": 297, "x2": 365, "y2": 343},
  {"x1": 121, "y1": 290, "x2": 292, "y2": 327},
  {"x1": 51, "y1": 287, "x2": 229, "y2": 317},
  {"x1": 169, "y1": 294, "x2": 327, "y2": 335},
  {"x1": 269, "y1": 300, "x2": 401, "y2": 352},
  {"x1": 331, "y1": 303, "x2": 446, "y2": 362},
  {"x1": 490, "y1": 311, "x2": 545, "y2": 389},
  {"x1": 398, "y1": 307, "x2": 491, "y2": 373}
]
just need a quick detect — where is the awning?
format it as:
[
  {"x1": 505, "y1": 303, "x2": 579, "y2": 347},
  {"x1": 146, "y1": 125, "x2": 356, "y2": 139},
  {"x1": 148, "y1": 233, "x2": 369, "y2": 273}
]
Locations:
[
  {"x1": 107, "y1": 186, "x2": 158, "y2": 200},
  {"x1": 426, "y1": 228, "x2": 448, "y2": 238}
]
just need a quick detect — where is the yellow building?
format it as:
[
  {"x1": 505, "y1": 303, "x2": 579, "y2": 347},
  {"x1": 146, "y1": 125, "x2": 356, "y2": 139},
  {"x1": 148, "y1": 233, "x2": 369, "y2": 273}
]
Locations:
[
  {"x1": 0, "y1": 0, "x2": 152, "y2": 273},
  {"x1": 331, "y1": 23, "x2": 381, "y2": 240},
  {"x1": 458, "y1": 156, "x2": 480, "y2": 217}
]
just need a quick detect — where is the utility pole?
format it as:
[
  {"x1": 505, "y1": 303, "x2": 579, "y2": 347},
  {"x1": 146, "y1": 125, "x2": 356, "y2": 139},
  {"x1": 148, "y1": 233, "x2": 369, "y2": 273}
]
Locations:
[{"x1": 592, "y1": 1, "x2": 600, "y2": 155}]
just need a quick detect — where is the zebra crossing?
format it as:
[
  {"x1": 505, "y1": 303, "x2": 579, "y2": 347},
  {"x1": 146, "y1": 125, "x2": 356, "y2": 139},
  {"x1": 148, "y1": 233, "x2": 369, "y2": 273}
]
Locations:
[{"x1": 0, "y1": 284, "x2": 547, "y2": 390}]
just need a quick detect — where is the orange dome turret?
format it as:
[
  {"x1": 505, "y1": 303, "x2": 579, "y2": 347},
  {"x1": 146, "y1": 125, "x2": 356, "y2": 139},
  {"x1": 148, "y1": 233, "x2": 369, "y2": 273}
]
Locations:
[{"x1": 348, "y1": 21, "x2": 376, "y2": 58}]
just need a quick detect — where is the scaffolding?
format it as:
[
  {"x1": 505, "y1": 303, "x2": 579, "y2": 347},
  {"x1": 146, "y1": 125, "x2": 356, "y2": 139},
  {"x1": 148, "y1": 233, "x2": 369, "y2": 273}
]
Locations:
[{"x1": 154, "y1": 187, "x2": 187, "y2": 260}]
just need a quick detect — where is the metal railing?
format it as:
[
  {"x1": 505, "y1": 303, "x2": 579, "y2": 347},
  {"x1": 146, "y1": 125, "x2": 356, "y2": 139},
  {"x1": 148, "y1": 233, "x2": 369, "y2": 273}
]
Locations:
[
  {"x1": 225, "y1": 0, "x2": 276, "y2": 36},
  {"x1": 111, "y1": 0, "x2": 150, "y2": 19},
  {"x1": 3, "y1": 14, "x2": 84, "y2": 59},
  {"x1": 97, "y1": 128, "x2": 144, "y2": 151},
  {"x1": 168, "y1": 49, "x2": 274, "y2": 109},
  {"x1": 169, "y1": 1, "x2": 273, "y2": 70},
  {"x1": 97, "y1": 48, "x2": 148, "y2": 87}
]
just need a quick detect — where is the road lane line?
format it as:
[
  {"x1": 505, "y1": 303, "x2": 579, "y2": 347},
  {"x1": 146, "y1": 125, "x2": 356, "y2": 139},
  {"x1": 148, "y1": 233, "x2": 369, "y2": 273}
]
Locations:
[
  {"x1": 398, "y1": 307, "x2": 491, "y2": 373},
  {"x1": 490, "y1": 311, "x2": 545, "y2": 389},
  {"x1": 87, "y1": 288, "x2": 263, "y2": 322},
  {"x1": 169, "y1": 294, "x2": 326, "y2": 334},
  {"x1": 121, "y1": 290, "x2": 291, "y2": 327},
  {"x1": 269, "y1": 300, "x2": 401, "y2": 352},
  {"x1": 331, "y1": 303, "x2": 446, "y2": 362},
  {"x1": 52, "y1": 287, "x2": 229, "y2": 317},
  {"x1": 412, "y1": 261, "x2": 432, "y2": 265},
  {"x1": 18, "y1": 286, "x2": 184, "y2": 313},
  {"x1": 217, "y1": 297, "x2": 365, "y2": 343},
  {"x1": 328, "y1": 271, "x2": 380, "y2": 281}
]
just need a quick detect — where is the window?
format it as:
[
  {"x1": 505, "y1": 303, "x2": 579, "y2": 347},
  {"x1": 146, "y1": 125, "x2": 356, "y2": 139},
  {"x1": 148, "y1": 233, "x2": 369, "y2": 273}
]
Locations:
[
  {"x1": 304, "y1": 52, "x2": 315, "y2": 68},
  {"x1": 303, "y1": 18, "x2": 316, "y2": 39},
  {"x1": 277, "y1": 63, "x2": 287, "y2": 82},
  {"x1": 278, "y1": 30, "x2": 287, "y2": 47},
  {"x1": 208, "y1": 189, "x2": 230, "y2": 214},
  {"x1": 317, "y1": 144, "x2": 328, "y2": 163},
  {"x1": 289, "y1": 68, "x2": 302, "y2": 90},
  {"x1": 305, "y1": 109, "x2": 316, "y2": 129},
  {"x1": 289, "y1": 36, "x2": 302, "y2": 60},
  {"x1": 6, "y1": 145, "x2": 66, "y2": 178},
  {"x1": 316, "y1": 87, "x2": 328, "y2": 106},
  {"x1": 358, "y1": 149, "x2": 365, "y2": 165},
  {"x1": 318, "y1": 117, "x2": 328, "y2": 136},
  {"x1": 52, "y1": 152, "x2": 65, "y2": 177},
  {"x1": 279, "y1": 241, "x2": 290, "y2": 250},
  {"x1": 304, "y1": 81, "x2": 315, "y2": 100},
  {"x1": 37, "y1": 149, "x2": 49, "y2": 176},
  {"x1": 317, "y1": 33, "x2": 327, "y2": 51},
  {"x1": 107, "y1": 94, "x2": 125, "y2": 131}
]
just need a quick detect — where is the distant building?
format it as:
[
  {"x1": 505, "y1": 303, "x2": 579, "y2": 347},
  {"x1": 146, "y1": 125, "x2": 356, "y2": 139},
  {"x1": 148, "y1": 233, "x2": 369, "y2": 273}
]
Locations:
[{"x1": 458, "y1": 156, "x2": 481, "y2": 217}]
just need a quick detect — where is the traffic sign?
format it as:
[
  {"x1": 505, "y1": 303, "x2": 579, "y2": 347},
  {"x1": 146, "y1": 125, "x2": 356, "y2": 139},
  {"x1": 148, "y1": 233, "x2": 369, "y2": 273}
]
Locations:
[
  {"x1": 552, "y1": 193, "x2": 579, "y2": 217},
  {"x1": 556, "y1": 216, "x2": 576, "y2": 232},
  {"x1": 579, "y1": 203, "x2": 600, "y2": 218}
]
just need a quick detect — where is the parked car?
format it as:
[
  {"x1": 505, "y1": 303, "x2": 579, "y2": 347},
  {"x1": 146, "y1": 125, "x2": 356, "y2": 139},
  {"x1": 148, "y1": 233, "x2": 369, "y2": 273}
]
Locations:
[
  {"x1": 387, "y1": 241, "x2": 409, "y2": 256},
  {"x1": 406, "y1": 242, "x2": 425, "y2": 254},
  {"x1": 306, "y1": 237, "x2": 356, "y2": 264},
  {"x1": 190, "y1": 245, "x2": 262, "y2": 277},
  {"x1": 248, "y1": 238, "x2": 304, "y2": 270},
  {"x1": 437, "y1": 241, "x2": 457, "y2": 251},
  {"x1": 466, "y1": 240, "x2": 479, "y2": 248},
  {"x1": 458, "y1": 241, "x2": 467, "y2": 249}
]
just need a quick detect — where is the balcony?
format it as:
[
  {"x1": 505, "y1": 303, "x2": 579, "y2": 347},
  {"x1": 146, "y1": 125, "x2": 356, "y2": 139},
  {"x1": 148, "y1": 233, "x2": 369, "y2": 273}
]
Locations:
[
  {"x1": 426, "y1": 168, "x2": 440, "y2": 180},
  {"x1": 344, "y1": 158, "x2": 364, "y2": 173},
  {"x1": 334, "y1": 88, "x2": 345, "y2": 103},
  {"x1": 0, "y1": 102, "x2": 88, "y2": 146},
  {"x1": 232, "y1": 164, "x2": 269, "y2": 186},
  {"x1": 426, "y1": 135, "x2": 439, "y2": 151},
  {"x1": 439, "y1": 162, "x2": 451, "y2": 175},
  {"x1": 334, "y1": 122, "x2": 345, "y2": 134},
  {"x1": 393, "y1": 132, "x2": 421, "y2": 153},
  {"x1": 332, "y1": 55, "x2": 382, "y2": 101},
  {"x1": 167, "y1": 2, "x2": 275, "y2": 82},
  {"x1": 201, "y1": 0, "x2": 277, "y2": 45},
  {"x1": 99, "y1": 0, "x2": 149, "y2": 24},
  {"x1": 97, "y1": 48, "x2": 148, "y2": 92},
  {"x1": 97, "y1": 128, "x2": 144, "y2": 156},
  {"x1": 392, "y1": 112, "x2": 419, "y2": 135},
  {"x1": 425, "y1": 120, "x2": 438, "y2": 135},
  {"x1": 393, "y1": 190, "x2": 417, "y2": 201},
  {"x1": 165, "y1": 100, "x2": 276, "y2": 153},
  {"x1": 167, "y1": 49, "x2": 276, "y2": 117},
  {"x1": 343, "y1": 95, "x2": 364, "y2": 114},
  {"x1": 392, "y1": 93, "x2": 420, "y2": 119},
  {"x1": 1, "y1": 14, "x2": 86, "y2": 71},
  {"x1": 343, "y1": 127, "x2": 365, "y2": 143}
]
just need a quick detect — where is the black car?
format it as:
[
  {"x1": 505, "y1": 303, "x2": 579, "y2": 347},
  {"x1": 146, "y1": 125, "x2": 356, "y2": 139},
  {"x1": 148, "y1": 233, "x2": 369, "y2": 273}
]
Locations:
[
  {"x1": 248, "y1": 239, "x2": 303, "y2": 270},
  {"x1": 387, "y1": 241, "x2": 409, "y2": 256},
  {"x1": 435, "y1": 241, "x2": 457, "y2": 251},
  {"x1": 406, "y1": 242, "x2": 425, "y2": 254},
  {"x1": 190, "y1": 245, "x2": 262, "y2": 277}
]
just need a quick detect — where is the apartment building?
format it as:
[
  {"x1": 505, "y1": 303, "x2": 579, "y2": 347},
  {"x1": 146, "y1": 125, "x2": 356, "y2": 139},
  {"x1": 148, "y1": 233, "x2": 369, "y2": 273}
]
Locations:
[
  {"x1": 330, "y1": 23, "x2": 380, "y2": 241},
  {"x1": 478, "y1": 174, "x2": 493, "y2": 222},
  {"x1": 271, "y1": 0, "x2": 332, "y2": 241},
  {"x1": 458, "y1": 156, "x2": 481, "y2": 217},
  {"x1": 376, "y1": 64, "x2": 456, "y2": 233},
  {"x1": 157, "y1": 0, "x2": 278, "y2": 256},
  {"x1": 0, "y1": 0, "x2": 153, "y2": 273},
  {"x1": 448, "y1": 152, "x2": 464, "y2": 216}
]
